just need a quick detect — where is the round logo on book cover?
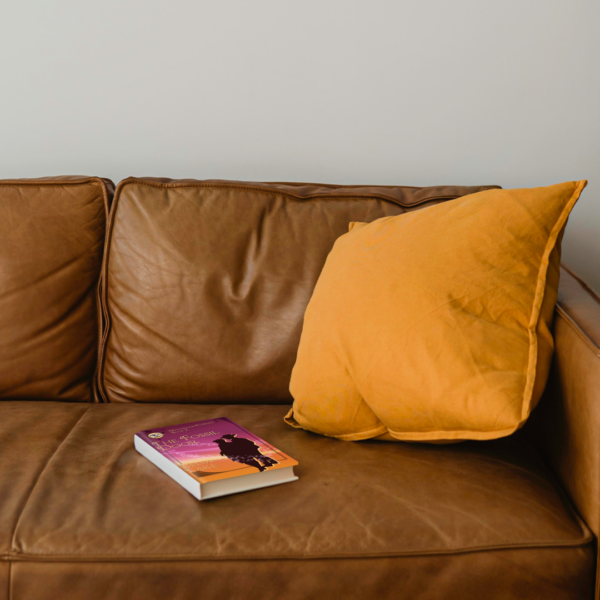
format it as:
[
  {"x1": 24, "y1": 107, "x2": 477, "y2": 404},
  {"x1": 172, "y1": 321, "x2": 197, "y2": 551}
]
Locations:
[{"x1": 148, "y1": 432, "x2": 164, "y2": 439}]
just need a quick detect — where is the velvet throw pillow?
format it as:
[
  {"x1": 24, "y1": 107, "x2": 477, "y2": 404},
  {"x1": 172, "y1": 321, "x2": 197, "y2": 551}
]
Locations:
[{"x1": 285, "y1": 181, "x2": 587, "y2": 442}]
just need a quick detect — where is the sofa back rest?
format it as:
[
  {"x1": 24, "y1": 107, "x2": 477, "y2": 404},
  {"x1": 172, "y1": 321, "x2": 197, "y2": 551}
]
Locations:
[
  {"x1": 0, "y1": 177, "x2": 113, "y2": 402},
  {"x1": 98, "y1": 179, "x2": 498, "y2": 404}
]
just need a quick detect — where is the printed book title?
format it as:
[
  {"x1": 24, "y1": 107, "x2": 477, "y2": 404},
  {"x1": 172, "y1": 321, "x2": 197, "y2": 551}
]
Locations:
[{"x1": 150, "y1": 431, "x2": 218, "y2": 451}]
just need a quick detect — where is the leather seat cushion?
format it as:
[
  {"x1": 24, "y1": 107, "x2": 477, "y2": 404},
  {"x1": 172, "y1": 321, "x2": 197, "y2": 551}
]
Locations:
[
  {"x1": 0, "y1": 177, "x2": 113, "y2": 402},
  {"x1": 2, "y1": 402, "x2": 594, "y2": 599},
  {"x1": 0, "y1": 402, "x2": 90, "y2": 556},
  {"x1": 99, "y1": 179, "x2": 500, "y2": 404}
]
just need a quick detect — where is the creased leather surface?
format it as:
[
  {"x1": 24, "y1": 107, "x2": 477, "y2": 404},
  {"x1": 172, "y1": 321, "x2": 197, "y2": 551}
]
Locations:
[
  {"x1": 0, "y1": 177, "x2": 113, "y2": 402},
  {"x1": 0, "y1": 402, "x2": 90, "y2": 557},
  {"x1": 99, "y1": 179, "x2": 499, "y2": 403},
  {"x1": 0, "y1": 562, "x2": 7, "y2": 600},
  {"x1": 9, "y1": 548, "x2": 595, "y2": 600},
  {"x1": 3, "y1": 401, "x2": 594, "y2": 598},
  {"x1": 7, "y1": 402, "x2": 590, "y2": 560}
]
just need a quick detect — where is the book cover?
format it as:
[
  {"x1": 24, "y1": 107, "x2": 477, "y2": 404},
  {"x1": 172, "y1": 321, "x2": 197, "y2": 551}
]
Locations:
[{"x1": 136, "y1": 417, "x2": 298, "y2": 484}]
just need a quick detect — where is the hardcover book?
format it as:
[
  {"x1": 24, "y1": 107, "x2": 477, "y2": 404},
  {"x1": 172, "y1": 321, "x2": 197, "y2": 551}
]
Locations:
[{"x1": 134, "y1": 417, "x2": 298, "y2": 500}]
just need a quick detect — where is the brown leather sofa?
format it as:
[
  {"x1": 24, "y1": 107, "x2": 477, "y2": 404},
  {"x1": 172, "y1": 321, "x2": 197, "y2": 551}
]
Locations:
[{"x1": 1, "y1": 176, "x2": 599, "y2": 600}]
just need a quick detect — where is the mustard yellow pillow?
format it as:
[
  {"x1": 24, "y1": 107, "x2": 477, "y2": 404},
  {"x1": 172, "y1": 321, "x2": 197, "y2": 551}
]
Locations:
[{"x1": 285, "y1": 181, "x2": 587, "y2": 442}]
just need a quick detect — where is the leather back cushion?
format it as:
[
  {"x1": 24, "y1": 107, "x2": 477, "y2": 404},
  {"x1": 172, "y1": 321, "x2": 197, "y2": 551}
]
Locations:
[
  {"x1": 99, "y1": 179, "x2": 499, "y2": 404},
  {"x1": 0, "y1": 177, "x2": 112, "y2": 402}
]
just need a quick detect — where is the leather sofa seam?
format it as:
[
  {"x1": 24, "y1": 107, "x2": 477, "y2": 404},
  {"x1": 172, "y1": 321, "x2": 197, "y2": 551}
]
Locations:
[
  {"x1": 561, "y1": 263, "x2": 600, "y2": 306},
  {"x1": 96, "y1": 182, "x2": 121, "y2": 402},
  {"x1": 92, "y1": 180, "x2": 112, "y2": 403},
  {"x1": 555, "y1": 306, "x2": 600, "y2": 357},
  {"x1": 0, "y1": 178, "x2": 100, "y2": 188},
  {"x1": 266, "y1": 180, "x2": 421, "y2": 190},
  {"x1": 111, "y1": 178, "x2": 470, "y2": 209},
  {"x1": 9, "y1": 406, "x2": 93, "y2": 555},
  {"x1": 3, "y1": 536, "x2": 594, "y2": 563}
]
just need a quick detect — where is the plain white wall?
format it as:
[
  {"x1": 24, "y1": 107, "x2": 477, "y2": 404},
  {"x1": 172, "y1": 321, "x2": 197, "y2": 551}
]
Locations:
[{"x1": 2, "y1": 0, "x2": 599, "y2": 289}]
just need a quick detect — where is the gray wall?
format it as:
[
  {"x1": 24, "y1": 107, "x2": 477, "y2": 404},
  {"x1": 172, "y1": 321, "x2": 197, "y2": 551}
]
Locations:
[{"x1": 2, "y1": 1, "x2": 599, "y2": 289}]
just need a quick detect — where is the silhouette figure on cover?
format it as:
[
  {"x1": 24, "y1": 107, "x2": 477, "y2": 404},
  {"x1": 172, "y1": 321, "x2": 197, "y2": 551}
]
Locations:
[{"x1": 213, "y1": 434, "x2": 278, "y2": 472}]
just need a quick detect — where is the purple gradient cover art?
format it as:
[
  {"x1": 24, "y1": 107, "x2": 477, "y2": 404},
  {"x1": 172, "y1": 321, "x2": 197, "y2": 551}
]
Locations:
[{"x1": 136, "y1": 417, "x2": 297, "y2": 483}]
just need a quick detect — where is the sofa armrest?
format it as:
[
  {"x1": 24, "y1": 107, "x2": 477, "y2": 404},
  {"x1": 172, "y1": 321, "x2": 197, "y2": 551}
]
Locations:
[{"x1": 528, "y1": 264, "x2": 600, "y2": 539}]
